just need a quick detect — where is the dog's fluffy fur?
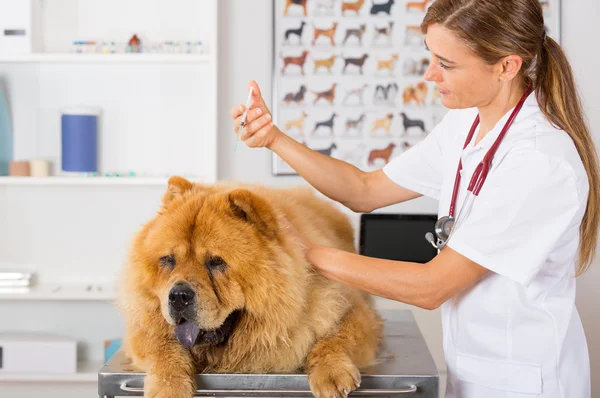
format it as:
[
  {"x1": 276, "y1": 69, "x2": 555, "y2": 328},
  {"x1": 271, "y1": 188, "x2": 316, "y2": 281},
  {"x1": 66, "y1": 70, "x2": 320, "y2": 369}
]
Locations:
[{"x1": 118, "y1": 177, "x2": 383, "y2": 398}]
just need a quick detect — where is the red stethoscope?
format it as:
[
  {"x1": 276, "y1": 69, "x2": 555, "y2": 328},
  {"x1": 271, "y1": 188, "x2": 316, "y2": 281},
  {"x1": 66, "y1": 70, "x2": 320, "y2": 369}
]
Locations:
[{"x1": 425, "y1": 86, "x2": 532, "y2": 250}]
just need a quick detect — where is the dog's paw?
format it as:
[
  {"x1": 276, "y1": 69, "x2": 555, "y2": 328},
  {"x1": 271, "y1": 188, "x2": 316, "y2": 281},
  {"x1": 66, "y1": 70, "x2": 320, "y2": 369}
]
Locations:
[
  {"x1": 308, "y1": 355, "x2": 361, "y2": 398},
  {"x1": 144, "y1": 373, "x2": 196, "y2": 398}
]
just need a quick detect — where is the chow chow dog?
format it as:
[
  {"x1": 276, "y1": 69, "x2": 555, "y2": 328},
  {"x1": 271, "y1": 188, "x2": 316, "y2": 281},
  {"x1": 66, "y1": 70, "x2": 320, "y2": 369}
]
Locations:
[{"x1": 118, "y1": 177, "x2": 383, "y2": 398}]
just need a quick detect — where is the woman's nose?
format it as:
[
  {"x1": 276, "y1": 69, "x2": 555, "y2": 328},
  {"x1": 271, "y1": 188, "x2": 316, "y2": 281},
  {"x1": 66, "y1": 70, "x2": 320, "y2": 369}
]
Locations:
[{"x1": 423, "y1": 60, "x2": 439, "y2": 82}]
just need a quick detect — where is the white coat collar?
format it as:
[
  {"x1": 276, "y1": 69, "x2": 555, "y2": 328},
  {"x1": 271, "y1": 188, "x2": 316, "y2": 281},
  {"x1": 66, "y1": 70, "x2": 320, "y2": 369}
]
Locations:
[{"x1": 465, "y1": 91, "x2": 539, "y2": 151}]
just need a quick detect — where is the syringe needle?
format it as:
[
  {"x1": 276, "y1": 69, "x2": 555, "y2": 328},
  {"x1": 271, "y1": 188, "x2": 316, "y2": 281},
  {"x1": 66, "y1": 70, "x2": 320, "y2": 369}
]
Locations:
[{"x1": 234, "y1": 87, "x2": 254, "y2": 152}]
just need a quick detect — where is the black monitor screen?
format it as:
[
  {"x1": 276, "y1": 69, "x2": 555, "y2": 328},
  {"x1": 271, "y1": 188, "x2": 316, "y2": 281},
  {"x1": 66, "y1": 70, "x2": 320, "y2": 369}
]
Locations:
[{"x1": 359, "y1": 214, "x2": 438, "y2": 263}]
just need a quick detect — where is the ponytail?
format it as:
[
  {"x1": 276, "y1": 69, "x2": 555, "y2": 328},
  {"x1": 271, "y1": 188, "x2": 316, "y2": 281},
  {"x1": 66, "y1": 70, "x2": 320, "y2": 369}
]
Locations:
[{"x1": 535, "y1": 36, "x2": 600, "y2": 275}]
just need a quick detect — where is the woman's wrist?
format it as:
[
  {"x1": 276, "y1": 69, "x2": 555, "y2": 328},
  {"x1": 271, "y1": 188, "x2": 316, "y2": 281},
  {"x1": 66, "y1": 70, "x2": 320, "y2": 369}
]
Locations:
[{"x1": 266, "y1": 125, "x2": 284, "y2": 151}]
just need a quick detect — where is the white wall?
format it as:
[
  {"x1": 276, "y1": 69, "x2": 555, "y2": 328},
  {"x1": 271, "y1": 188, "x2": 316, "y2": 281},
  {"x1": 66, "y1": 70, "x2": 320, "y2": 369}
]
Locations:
[
  {"x1": 562, "y1": 1, "x2": 600, "y2": 396},
  {"x1": 217, "y1": 0, "x2": 600, "y2": 395}
]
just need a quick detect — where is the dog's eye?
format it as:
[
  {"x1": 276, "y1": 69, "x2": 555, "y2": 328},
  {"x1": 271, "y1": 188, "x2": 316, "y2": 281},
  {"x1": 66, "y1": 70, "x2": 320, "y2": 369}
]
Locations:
[
  {"x1": 160, "y1": 254, "x2": 176, "y2": 269},
  {"x1": 206, "y1": 257, "x2": 226, "y2": 271}
]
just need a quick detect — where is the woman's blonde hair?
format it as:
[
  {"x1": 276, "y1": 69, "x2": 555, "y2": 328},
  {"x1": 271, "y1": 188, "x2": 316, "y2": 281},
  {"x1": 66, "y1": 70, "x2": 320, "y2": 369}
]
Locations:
[{"x1": 422, "y1": 0, "x2": 599, "y2": 275}]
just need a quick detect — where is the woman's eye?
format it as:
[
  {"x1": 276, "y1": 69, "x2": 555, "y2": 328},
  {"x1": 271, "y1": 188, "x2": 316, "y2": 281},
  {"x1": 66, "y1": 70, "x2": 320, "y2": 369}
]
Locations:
[
  {"x1": 206, "y1": 256, "x2": 227, "y2": 271},
  {"x1": 160, "y1": 254, "x2": 176, "y2": 269},
  {"x1": 439, "y1": 62, "x2": 452, "y2": 70}
]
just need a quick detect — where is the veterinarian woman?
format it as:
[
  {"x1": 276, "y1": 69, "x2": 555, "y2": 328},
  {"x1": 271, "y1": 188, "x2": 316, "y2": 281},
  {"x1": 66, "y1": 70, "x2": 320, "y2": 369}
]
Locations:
[{"x1": 231, "y1": 1, "x2": 598, "y2": 397}]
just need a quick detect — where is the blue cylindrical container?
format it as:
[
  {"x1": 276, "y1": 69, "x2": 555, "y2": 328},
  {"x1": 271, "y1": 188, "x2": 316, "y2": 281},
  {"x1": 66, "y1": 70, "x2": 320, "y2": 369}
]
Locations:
[
  {"x1": 61, "y1": 107, "x2": 100, "y2": 172},
  {"x1": 0, "y1": 85, "x2": 13, "y2": 176}
]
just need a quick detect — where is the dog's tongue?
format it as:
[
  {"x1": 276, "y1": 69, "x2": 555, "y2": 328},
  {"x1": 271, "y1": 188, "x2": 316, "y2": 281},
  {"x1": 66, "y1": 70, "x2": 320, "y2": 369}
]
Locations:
[{"x1": 174, "y1": 321, "x2": 201, "y2": 349}]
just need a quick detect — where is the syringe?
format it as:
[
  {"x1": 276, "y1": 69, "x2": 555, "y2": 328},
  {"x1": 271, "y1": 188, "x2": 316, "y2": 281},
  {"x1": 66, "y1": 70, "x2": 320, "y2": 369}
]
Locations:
[{"x1": 234, "y1": 87, "x2": 254, "y2": 152}]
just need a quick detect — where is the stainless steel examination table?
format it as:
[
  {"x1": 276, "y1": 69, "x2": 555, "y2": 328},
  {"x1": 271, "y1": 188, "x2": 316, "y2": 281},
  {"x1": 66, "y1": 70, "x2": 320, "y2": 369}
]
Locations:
[{"x1": 98, "y1": 310, "x2": 439, "y2": 397}]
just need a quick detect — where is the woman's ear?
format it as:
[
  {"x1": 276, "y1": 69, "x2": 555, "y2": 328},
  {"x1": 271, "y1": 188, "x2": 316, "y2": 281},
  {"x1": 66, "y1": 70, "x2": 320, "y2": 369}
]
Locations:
[{"x1": 498, "y1": 54, "x2": 523, "y2": 82}]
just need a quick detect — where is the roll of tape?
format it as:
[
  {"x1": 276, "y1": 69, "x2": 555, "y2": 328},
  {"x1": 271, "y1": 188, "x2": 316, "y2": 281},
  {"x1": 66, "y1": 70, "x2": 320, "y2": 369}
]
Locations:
[
  {"x1": 30, "y1": 159, "x2": 50, "y2": 177},
  {"x1": 9, "y1": 160, "x2": 30, "y2": 176}
]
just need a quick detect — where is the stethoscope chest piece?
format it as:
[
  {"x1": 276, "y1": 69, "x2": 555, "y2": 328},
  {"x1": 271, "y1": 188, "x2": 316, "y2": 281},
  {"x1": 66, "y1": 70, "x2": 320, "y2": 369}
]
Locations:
[
  {"x1": 435, "y1": 216, "x2": 455, "y2": 242},
  {"x1": 425, "y1": 215, "x2": 455, "y2": 250}
]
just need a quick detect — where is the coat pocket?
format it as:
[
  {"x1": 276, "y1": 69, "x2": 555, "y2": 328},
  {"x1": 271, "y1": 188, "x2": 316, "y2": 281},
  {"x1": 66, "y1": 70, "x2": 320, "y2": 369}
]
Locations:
[{"x1": 456, "y1": 353, "x2": 542, "y2": 395}]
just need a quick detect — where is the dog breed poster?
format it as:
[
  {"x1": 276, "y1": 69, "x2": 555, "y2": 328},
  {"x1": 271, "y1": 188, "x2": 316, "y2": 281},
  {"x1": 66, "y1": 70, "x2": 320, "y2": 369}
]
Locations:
[{"x1": 271, "y1": 0, "x2": 560, "y2": 175}]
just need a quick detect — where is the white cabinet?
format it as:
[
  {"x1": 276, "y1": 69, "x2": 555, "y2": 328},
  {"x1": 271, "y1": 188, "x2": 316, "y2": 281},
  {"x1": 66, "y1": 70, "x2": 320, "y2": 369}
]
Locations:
[{"x1": 0, "y1": 1, "x2": 218, "y2": 396}]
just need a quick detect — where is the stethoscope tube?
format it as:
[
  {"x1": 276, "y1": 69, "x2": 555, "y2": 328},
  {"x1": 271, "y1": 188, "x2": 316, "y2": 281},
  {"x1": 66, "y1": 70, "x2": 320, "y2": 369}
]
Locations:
[{"x1": 427, "y1": 86, "x2": 533, "y2": 250}]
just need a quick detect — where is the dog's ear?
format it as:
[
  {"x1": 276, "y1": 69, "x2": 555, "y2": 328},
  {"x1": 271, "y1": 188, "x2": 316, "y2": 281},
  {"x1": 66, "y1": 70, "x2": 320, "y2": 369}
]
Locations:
[
  {"x1": 227, "y1": 189, "x2": 277, "y2": 239},
  {"x1": 160, "y1": 176, "x2": 195, "y2": 212}
]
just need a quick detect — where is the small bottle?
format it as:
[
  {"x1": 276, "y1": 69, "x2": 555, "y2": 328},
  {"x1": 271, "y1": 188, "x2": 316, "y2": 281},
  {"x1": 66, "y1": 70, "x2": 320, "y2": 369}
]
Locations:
[
  {"x1": 86, "y1": 41, "x2": 97, "y2": 53},
  {"x1": 72, "y1": 41, "x2": 82, "y2": 53}
]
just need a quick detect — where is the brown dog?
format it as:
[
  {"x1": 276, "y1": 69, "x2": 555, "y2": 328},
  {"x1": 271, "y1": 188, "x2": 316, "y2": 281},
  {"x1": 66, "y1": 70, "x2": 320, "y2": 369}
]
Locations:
[
  {"x1": 406, "y1": 0, "x2": 430, "y2": 12},
  {"x1": 368, "y1": 143, "x2": 396, "y2": 165},
  {"x1": 370, "y1": 113, "x2": 394, "y2": 135},
  {"x1": 312, "y1": 22, "x2": 338, "y2": 46},
  {"x1": 313, "y1": 54, "x2": 337, "y2": 73},
  {"x1": 284, "y1": 0, "x2": 307, "y2": 16},
  {"x1": 284, "y1": 111, "x2": 308, "y2": 136},
  {"x1": 376, "y1": 53, "x2": 399, "y2": 76},
  {"x1": 118, "y1": 177, "x2": 383, "y2": 398},
  {"x1": 403, "y1": 82, "x2": 429, "y2": 106},
  {"x1": 281, "y1": 50, "x2": 309, "y2": 75},
  {"x1": 342, "y1": 0, "x2": 366, "y2": 15},
  {"x1": 312, "y1": 83, "x2": 337, "y2": 105}
]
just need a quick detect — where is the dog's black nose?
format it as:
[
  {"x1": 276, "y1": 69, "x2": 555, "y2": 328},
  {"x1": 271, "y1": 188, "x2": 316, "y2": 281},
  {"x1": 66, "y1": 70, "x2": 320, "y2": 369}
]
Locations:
[{"x1": 169, "y1": 282, "x2": 196, "y2": 312}]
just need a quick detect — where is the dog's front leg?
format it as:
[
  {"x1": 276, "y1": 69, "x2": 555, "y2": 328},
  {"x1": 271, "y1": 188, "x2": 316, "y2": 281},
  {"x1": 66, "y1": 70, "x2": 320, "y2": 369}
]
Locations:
[
  {"x1": 307, "y1": 338, "x2": 360, "y2": 398},
  {"x1": 127, "y1": 333, "x2": 197, "y2": 398},
  {"x1": 306, "y1": 303, "x2": 381, "y2": 398},
  {"x1": 144, "y1": 354, "x2": 196, "y2": 398}
]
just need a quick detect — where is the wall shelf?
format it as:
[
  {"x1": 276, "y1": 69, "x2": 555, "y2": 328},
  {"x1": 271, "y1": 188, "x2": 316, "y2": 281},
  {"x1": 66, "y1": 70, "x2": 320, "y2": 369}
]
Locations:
[
  {"x1": 0, "y1": 360, "x2": 103, "y2": 382},
  {"x1": 0, "y1": 176, "x2": 209, "y2": 186},
  {"x1": 0, "y1": 283, "x2": 116, "y2": 301},
  {"x1": 0, "y1": 53, "x2": 211, "y2": 64}
]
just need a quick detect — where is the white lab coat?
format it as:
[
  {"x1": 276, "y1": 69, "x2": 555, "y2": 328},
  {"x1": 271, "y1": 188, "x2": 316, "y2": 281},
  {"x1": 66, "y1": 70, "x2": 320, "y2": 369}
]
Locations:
[{"x1": 383, "y1": 92, "x2": 591, "y2": 398}]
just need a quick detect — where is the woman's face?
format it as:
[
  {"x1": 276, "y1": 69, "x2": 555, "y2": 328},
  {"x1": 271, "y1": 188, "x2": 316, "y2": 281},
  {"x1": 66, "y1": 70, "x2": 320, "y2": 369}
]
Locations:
[{"x1": 423, "y1": 24, "x2": 503, "y2": 110}]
